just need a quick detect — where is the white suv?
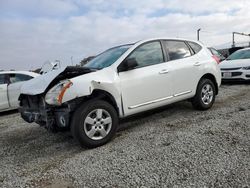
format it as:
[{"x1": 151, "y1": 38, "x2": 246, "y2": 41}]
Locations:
[{"x1": 19, "y1": 38, "x2": 221, "y2": 148}]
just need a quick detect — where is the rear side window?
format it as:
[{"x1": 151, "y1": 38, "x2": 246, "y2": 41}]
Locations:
[
  {"x1": 15, "y1": 74, "x2": 33, "y2": 82},
  {"x1": 164, "y1": 41, "x2": 191, "y2": 61},
  {"x1": 188, "y1": 42, "x2": 202, "y2": 54},
  {"x1": 9, "y1": 74, "x2": 33, "y2": 83}
]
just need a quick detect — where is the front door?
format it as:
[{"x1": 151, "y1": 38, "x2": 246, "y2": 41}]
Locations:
[
  {"x1": 118, "y1": 41, "x2": 173, "y2": 116},
  {"x1": 0, "y1": 74, "x2": 9, "y2": 110}
]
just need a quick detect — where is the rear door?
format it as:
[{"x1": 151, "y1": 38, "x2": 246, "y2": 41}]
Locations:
[
  {"x1": 0, "y1": 74, "x2": 9, "y2": 110},
  {"x1": 163, "y1": 40, "x2": 202, "y2": 98}
]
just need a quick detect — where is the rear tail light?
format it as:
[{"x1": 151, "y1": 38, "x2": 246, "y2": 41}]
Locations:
[{"x1": 212, "y1": 55, "x2": 220, "y2": 64}]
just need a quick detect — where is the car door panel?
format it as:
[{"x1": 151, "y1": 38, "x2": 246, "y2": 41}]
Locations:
[
  {"x1": 167, "y1": 55, "x2": 202, "y2": 97},
  {"x1": 164, "y1": 40, "x2": 202, "y2": 98},
  {"x1": 0, "y1": 84, "x2": 9, "y2": 110},
  {"x1": 8, "y1": 81, "x2": 24, "y2": 107},
  {"x1": 119, "y1": 63, "x2": 173, "y2": 116}
]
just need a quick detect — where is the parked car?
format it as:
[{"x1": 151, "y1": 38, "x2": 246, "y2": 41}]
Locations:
[
  {"x1": 208, "y1": 47, "x2": 225, "y2": 63},
  {"x1": 0, "y1": 71, "x2": 39, "y2": 112},
  {"x1": 19, "y1": 38, "x2": 221, "y2": 148},
  {"x1": 219, "y1": 48, "x2": 250, "y2": 81}
]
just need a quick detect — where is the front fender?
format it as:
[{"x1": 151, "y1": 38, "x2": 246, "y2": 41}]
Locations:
[{"x1": 60, "y1": 68, "x2": 123, "y2": 115}]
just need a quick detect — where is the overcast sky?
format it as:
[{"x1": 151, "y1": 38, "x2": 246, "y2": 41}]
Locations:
[{"x1": 0, "y1": 0, "x2": 250, "y2": 70}]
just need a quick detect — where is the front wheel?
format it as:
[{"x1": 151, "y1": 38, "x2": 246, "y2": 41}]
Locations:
[
  {"x1": 192, "y1": 78, "x2": 216, "y2": 110},
  {"x1": 71, "y1": 100, "x2": 118, "y2": 148}
]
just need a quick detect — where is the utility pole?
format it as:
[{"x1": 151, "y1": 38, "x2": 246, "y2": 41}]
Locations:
[
  {"x1": 197, "y1": 28, "x2": 201, "y2": 41},
  {"x1": 71, "y1": 56, "x2": 73, "y2": 66}
]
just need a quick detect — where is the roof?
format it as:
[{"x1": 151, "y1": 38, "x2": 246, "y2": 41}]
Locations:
[{"x1": 137, "y1": 37, "x2": 202, "y2": 44}]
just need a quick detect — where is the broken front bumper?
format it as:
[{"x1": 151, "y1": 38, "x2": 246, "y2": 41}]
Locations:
[{"x1": 19, "y1": 94, "x2": 74, "y2": 131}]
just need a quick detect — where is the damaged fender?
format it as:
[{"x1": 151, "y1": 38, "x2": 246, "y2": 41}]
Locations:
[{"x1": 62, "y1": 68, "x2": 123, "y2": 116}]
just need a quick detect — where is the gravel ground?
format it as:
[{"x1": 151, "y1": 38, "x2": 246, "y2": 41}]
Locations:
[{"x1": 0, "y1": 84, "x2": 250, "y2": 188}]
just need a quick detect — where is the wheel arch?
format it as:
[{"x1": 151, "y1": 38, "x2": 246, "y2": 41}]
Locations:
[
  {"x1": 89, "y1": 89, "x2": 120, "y2": 115},
  {"x1": 199, "y1": 73, "x2": 219, "y2": 95}
]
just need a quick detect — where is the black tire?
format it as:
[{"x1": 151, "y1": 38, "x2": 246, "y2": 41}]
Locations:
[
  {"x1": 71, "y1": 99, "x2": 118, "y2": 148},
  {"x1": 192, "y1": 78, "x2": 216, "y2": 110}
]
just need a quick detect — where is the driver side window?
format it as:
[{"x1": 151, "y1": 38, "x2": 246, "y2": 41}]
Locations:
[{"x1": 128, "y1": 41, "x2": 164, "y2": 68}]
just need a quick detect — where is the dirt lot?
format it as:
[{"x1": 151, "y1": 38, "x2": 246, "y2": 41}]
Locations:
[{"x1": 0, "y1": 84, "x2": 250, "y2": 188}]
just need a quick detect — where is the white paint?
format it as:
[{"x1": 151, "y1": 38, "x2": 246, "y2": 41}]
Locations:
[{"x1": 0, "y1": 71, "x2": 40, "y2": 111}]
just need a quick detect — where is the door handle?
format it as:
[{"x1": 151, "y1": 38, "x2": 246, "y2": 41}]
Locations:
[
  {"x1": 194, "y1": 62, "x2": 201, "y2": 66},
  {"x1": 159, "y1": 69, "x2": 169, "y2": 74}
]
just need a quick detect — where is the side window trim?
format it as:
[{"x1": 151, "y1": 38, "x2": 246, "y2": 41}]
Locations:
[
  {"x1": 185, "y1": 41, "x2": 195, "y2": 55},
  {"x1": 160, "y1": 40, "x2": 170, "y2": 62}
]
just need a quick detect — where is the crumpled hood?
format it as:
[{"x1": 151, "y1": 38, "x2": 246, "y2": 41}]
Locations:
[
  {"x1": 21, "y1": 66, "x2": 94, "y2": 95},
  {"x1": 219, "y1": 59, "x2": 250, "y2": 69},
  {"x1": 21, "y1": 67, "x2": 66, "y2": 95}
]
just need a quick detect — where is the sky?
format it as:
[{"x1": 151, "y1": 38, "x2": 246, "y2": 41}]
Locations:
[{"x1": 0, "y1": 0, "x2": 250, "y2": 70}]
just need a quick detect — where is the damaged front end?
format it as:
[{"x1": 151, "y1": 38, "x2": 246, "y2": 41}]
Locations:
[
  {"x1": 19, "y1": 94, "x2": 82, "y2": 132},
  {"x1": 19, "y1": 66, "x2": 95, "y2": 132}
]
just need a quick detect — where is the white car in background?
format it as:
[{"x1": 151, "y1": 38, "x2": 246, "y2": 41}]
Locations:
[
  {"x1": 220, "y1": 48, "x2": 250, "y2": 81},
  {"x1": 0, "y1": 71, "x2": 39, "y2": 112}
]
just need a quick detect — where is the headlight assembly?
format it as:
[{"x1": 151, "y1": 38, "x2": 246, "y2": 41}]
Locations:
[{"x1": 45, "y1": 80, "x2": 73, "y2": 105}]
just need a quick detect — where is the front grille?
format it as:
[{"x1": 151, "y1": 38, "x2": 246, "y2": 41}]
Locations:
[
  {"x1": 221, "y1": 67, "x2": 242, "y2": 71},
  {"x1": 222, "y1": 72, "x2": 242, "y2": 77},
  {"x1": 232, "y1": 72, "x2": 242, "y2": 77}
]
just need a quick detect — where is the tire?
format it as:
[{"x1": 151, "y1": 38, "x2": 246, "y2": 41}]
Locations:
[
  {"x1": 71, "y1": 99, "x2": 118, "y2": 148},
  {"x1": 192, "y1": 78, "x2": 216, "y2": 110}
]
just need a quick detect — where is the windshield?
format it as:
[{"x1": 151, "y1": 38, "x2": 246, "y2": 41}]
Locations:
[
  {"x1": 84, "y1": 44, "x2": 132, "y2": 69},
  {"x1": 227, "y1": 49, "x2": 250, "y2": 60}
]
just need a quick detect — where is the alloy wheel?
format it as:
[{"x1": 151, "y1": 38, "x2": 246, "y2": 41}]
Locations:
[
  {"x1": 201, "y1": 84, "x2": 214, "y2": 105},
  {"x1": 83, "y1": 109, "x2": 112, "y2": 140}
]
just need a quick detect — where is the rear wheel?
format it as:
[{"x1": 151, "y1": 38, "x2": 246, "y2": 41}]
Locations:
[
  {"x1": 71, "y1": 100, "x2": 118, "y2": 148},
  {"x1": 192, "y1": 78, "x2": 216, "y2": 110}
]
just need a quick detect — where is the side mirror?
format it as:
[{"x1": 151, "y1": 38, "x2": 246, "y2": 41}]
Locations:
[{"x1": 118, "y1": 58, "x2": 138, "y2": 72}]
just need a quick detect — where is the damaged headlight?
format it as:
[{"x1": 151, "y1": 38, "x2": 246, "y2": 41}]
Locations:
[{"x1": 45, "y1": 80, "x2": 73, "y2": 106}]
